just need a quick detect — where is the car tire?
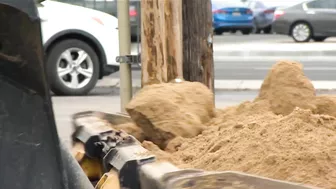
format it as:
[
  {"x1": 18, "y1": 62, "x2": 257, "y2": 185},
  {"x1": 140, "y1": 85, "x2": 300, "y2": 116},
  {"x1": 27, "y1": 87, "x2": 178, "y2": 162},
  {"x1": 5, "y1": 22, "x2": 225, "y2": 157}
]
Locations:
[
  {"x1": 255, "y1": 29, "x2": 261, "y2": 34},
  {"x1": 263, "y1": 26, "x2": 272, "y2": 34},
  {"x1": 46, "y1": 39, "x2": 100, "y2": 96},
  {"x1": 290, "y1": 22, "x2": 312, "y2": 42},
  {"x1": 241, "y1": 29, "x2": 252, "y2": 35},
  {"x1": 214, "y1": 30, "x2": 224, "y2": 35},
  {"x1": 252, "y1": 26, "x2": 261, "y2": 34},
  {"x1": 312, "y1": 36, "x2": 327, "y2": 42}
]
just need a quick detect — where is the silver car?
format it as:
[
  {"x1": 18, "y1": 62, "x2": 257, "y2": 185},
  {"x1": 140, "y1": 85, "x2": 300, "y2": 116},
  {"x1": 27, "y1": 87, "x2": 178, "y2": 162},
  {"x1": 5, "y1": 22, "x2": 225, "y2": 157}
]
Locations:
[
  {"x1": 246, "y1": 0, "x2": 277, "y2": 34},
  {"x1": 273, "y1": 0, "x2": 336, "y2": 42}
]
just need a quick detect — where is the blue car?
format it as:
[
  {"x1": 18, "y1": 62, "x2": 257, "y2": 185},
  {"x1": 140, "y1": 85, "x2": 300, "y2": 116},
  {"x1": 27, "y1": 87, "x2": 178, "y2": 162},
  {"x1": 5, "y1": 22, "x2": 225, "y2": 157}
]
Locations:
[
  {"x1": 212, "y1": 0, "x2": 254, "y2": 35},
  {"x1": 246, "y1": 0, "x2": 277, "y2": 34}
]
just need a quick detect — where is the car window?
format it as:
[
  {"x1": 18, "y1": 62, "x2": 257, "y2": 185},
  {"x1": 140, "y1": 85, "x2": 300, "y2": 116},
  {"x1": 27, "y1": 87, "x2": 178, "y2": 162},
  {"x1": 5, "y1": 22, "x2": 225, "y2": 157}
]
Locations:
[
  {"x1": 254, "y1": 1, "x2": 266, "y2": 9},
  {"x1": 258, "y1": 0, "x2": 306, "y2": 8},
  {"x1": 212, "y1": 0, "x2": 246, "y2": 10},
  {"x1": 306, "y1": 0, "x2": 336, "y2": 9},
  {"x1": 247, "y1": 1, "x2": 255, "y2": 8}
]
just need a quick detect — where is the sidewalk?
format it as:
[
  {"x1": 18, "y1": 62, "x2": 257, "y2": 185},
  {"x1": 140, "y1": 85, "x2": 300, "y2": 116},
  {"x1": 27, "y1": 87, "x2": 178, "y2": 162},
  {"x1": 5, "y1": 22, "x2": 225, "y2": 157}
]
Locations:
[
  {"x1": 97, "y1": 79, "x2": 336, "y2": 91},
  {"x1": 213, "y1": 42, "x2": 336, "y2": 56},
  {"x1": 132, "y1": 41, "x2": 336, "y2": 57}
]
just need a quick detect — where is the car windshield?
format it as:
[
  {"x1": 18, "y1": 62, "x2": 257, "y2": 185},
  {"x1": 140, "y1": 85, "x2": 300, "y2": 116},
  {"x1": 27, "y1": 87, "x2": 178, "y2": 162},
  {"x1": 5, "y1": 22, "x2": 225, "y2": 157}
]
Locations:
[
  {"x1": 212, "y1": 0, "x2": 246, "y2": 10},
  {"x1": 255, "y1": 0, "x2": 305, "y2": 8}
]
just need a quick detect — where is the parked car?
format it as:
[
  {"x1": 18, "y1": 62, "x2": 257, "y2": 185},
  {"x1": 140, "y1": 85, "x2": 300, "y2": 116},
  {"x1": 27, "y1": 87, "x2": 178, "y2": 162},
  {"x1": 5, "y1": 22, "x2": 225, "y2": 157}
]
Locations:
[
  {"x1": 272, "y1": 0, "x2": 336, "y2": 42},
  {"x1": 55, "y1": 0, "x2": 141, "y2": 41},
  {"x1": 37, "y1": 0, "x2": 120, "y2": 95},
  {"x1": 246, "y1": 0, "x2": 277, "y2": 33},
  {"x1": 212, "y1": 0, "x2": 254, "y2": 35}
]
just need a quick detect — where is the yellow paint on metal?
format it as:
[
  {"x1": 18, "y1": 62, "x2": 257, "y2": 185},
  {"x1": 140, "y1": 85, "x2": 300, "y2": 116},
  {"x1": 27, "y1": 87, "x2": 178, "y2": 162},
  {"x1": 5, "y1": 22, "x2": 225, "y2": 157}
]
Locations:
[
  {"x1": 71, "y1": 142, "x2": 85, "y2": 162},
  {"x1": 95, "y1": 169, "x2": 120, "y2": 189},
  {"x1": 72, "y1": 142, "x2": 104, "y2": 181},
  {"x1": 79, "y1": 156, "x2": 104, "y2": 181}
]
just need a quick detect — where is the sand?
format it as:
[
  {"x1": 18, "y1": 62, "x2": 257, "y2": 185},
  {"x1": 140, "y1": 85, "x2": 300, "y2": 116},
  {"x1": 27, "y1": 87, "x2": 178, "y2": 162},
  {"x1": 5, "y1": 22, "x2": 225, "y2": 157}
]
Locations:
[
  {"x1": 124, "y1": 60, "x2": 336, "y2": 189},
  {"x1": 257, "y1": 61, "x2": 316, "y2": 115},
  {"x1": 126, "y1": 81, "x2": 215, "y2": 148},
  {"x1": 169, "y1": 108, "x2": 336, "y2": 188}
]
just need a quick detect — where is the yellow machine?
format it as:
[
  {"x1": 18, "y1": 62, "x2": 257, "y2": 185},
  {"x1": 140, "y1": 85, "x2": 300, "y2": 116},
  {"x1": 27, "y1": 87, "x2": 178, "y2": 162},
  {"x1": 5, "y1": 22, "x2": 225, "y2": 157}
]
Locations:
[{"x1": 0, "y1": 1, "x2": 319, "y2": 189}]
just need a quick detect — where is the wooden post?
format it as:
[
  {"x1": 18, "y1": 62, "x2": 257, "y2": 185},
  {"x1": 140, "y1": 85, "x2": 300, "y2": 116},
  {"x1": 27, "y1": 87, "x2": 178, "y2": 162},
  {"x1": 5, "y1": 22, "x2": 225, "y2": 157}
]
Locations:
[
  {"x1": 182, "y1": 0, "x2": 214, "y2": 92},
  {"x1": 141, "y1": 0, "x2": 183, "y2": 86}
]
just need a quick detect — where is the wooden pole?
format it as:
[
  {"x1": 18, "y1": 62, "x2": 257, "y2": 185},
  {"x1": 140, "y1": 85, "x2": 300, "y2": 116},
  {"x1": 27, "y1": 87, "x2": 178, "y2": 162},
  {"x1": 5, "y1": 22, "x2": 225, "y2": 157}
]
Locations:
[
  {"x1": 182, "y1": 0, "x2": 214, "y2": 92},
  {"x1": 140, "y1": 0, "x2": 183, "y2": 86}
]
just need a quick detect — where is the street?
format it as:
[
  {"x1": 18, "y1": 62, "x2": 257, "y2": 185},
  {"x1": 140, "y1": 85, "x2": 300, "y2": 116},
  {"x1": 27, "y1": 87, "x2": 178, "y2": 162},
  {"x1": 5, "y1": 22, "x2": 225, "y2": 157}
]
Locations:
[
  {"x1": 120, "y1": 34, "x2": 336, "y2": 81},
  {"x1": 52, "y1": 33, "x2": 336, "y2": 144},
  {"x1": 114, "y1": 59, "x2": 336, "y2": 80}
]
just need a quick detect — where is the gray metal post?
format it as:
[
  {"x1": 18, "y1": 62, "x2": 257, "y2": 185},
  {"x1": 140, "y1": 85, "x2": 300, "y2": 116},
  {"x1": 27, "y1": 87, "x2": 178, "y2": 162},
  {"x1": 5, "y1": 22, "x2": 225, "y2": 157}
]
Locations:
[{"x1": 117, "y1": 0, "x2": 132, "y2": 112}]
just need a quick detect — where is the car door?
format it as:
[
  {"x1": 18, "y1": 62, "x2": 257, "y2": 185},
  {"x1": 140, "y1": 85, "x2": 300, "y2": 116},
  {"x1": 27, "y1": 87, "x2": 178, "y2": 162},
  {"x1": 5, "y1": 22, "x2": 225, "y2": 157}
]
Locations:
[{"x1": 304, "y1": 0, "x2": 336, "y2": 35}]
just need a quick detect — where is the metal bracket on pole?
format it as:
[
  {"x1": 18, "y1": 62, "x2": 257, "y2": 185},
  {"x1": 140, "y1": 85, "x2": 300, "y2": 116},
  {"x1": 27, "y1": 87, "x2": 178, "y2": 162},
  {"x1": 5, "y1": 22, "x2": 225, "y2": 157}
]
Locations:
[{"x1": 116, "y1": 54, "x2": 141, "y2": 67}]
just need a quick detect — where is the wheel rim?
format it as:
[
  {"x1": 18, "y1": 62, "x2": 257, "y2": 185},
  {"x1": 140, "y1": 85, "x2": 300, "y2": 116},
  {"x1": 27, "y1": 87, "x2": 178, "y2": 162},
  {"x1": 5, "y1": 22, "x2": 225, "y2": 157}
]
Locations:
[
  {"x1": 292, "y1": 23, "x2": 310, "y2": 41},
  {"x1": 57, "y1": 48, "x2": 94, "y2": 89}
]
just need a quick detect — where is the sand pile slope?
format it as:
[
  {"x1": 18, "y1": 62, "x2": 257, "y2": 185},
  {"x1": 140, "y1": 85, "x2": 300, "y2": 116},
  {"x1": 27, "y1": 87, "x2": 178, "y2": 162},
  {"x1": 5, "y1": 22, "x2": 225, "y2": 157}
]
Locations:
[
  {"x1": 169, "y1": 108, "x2": 336, "y2": 188},
  {"x1": 257, "y1": 60, "x2": 316, "y2": 115},
  {"x1": 124, "y1": 60, "x2": 336, "y2": 188},
  {"x1": 126, "y1": 81, "x2": 215, "y2": 148},
  {"x1": 313, "y1": 95, "x2": 336, "y2": 117}
]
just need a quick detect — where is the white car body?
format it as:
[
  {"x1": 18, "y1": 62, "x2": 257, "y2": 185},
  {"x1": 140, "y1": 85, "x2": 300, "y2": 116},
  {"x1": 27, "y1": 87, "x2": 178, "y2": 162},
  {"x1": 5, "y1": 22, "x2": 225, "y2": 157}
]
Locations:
[{"x1": 38, "y1": 0, "x2": 119, "y2": 67}]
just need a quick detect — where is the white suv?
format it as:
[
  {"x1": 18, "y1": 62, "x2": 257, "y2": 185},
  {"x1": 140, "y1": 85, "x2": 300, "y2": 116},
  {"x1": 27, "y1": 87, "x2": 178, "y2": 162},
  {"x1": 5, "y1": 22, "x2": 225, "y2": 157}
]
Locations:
[{"x1": 37, "y1": 0, "x2": 119, "y2": 95}]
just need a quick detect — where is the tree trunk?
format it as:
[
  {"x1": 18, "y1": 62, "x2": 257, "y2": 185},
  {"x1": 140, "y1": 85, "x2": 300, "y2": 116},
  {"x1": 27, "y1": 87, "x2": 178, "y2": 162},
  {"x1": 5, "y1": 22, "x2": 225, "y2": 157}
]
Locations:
[
  {"x1": 182, "y1": 0, "x2": 214, "y2": 92},
  {"x1": 140, "y1": 0, "x2": 183, "y2": 86}
]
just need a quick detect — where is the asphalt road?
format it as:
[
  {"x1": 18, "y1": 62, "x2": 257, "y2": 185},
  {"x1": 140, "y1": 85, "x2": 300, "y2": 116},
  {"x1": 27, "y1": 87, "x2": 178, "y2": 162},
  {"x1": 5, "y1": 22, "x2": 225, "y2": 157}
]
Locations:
[
  {"x1": 112, "y1": 59, "x2": 336, "y2": 81},
  {"x1": 126, "y1": 34, "x2": 336, "y2": 81}
]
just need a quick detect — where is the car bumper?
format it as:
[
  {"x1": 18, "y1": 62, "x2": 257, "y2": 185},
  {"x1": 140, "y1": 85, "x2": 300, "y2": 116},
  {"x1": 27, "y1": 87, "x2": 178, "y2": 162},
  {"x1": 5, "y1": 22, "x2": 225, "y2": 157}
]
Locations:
[
  {"x1": 255, "y1": 14, "x2": 274, "y2": 29},
  {"x1": 257, "y1": 20, "x2": 273, "y2": 29},
  {"x1": 103, "y1": 64, "x2": 120, "y2": 76},
  {"x1": 213, "y1": 21, "x2": 254, "y2": 30},
  {"x1": 99, "y1": 28, "x2": 120, "y2": 67},
  {"x1": 272, "y1": 20, "x2": 290, "y2": 35}
]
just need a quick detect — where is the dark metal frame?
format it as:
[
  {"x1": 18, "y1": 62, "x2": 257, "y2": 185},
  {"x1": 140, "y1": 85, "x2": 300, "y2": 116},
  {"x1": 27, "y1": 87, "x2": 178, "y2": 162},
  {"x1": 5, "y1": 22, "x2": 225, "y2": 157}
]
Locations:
[{"x1": 0, "y1": 1, "x2": 93, "y2": 188}]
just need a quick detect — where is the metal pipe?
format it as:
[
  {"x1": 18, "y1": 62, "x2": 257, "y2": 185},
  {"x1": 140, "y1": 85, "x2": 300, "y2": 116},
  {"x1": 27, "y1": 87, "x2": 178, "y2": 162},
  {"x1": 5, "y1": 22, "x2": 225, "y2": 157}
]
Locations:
[{"x1": 117, "y1": 0, "x2": 132, "y2": 113}]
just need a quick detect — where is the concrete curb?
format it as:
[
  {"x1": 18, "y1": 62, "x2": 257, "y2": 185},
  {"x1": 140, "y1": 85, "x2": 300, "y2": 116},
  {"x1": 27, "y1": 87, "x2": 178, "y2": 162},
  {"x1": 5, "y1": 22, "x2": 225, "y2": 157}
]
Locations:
[
  {"x1": 97, "y1": 79, "x2": 336, "y2": 91},
  {"x1": 133, "y1": 45, "x2": 336, "y2": 57},
  {"x1": 213, "y1": 43, "x2": 336, "y2": 56},
  {"x1": 213, "y1": 56, "x2": 336, "y2": 62},
  {"x1": 215, "y1": 51, "x2": 336, "y2": 57}
]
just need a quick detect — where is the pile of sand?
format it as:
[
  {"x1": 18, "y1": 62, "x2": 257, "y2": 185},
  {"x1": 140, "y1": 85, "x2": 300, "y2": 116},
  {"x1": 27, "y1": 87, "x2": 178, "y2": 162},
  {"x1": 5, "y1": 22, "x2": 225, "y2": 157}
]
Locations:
[
  {"x1": 123, "y1": 60, "x2": 336, "y2": 189},
  {"x1": 126, "y1": 81, "x2": 215, "y2": 148},
  {"x1": 169, "y1": 108, "x2": 336, "y2": 188},
  {"x1": 256, "y1": 61, "x2": 316, "y2": 115}
]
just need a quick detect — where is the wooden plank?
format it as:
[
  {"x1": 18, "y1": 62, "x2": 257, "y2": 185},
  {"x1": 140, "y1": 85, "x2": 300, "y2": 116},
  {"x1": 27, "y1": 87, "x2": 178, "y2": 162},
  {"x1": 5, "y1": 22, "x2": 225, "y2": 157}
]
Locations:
[
  {"x1": 141, "y1": 0, "x2": 183, "y2": 86},
  {"x1": 182, "y1": 0, "x2": 214, "y2": 92}
]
